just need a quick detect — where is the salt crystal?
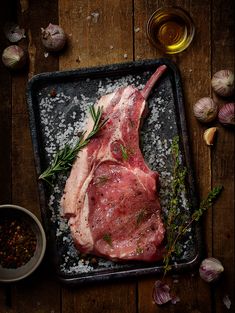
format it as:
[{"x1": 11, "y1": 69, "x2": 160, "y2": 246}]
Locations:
[{"x1": 91, "y1": 12, "x2": 99, "y2": 23}]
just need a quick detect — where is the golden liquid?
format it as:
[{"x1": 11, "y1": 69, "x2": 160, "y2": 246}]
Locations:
[
  {"x1": 158, "y1": 19, "x2": 187, "y2": 45},
  {"x1": 147, "y1": 9, "x2": 194, "y2": 54}
]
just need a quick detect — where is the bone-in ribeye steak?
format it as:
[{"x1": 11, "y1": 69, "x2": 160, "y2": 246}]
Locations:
[{"x1": 61, "y1": 65, "x2": 167, "y2": 262}]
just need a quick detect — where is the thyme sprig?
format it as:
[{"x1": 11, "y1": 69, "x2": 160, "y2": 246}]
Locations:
[
  {"x1": 163, "y1": 136, "x2": 223, "y2": 275},
  {"x1": 39, "y1": 105, "x2": 107, "y2": 185},
  {"x1": 103, "y1": 233, "x2": 112, "y2": 246},
  {"x1": 120, "y1": 144, "x2": 129, "y2": 161}
]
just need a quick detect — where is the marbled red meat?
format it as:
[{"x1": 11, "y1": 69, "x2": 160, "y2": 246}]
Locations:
[{"x1": 61, "y1": 65, "x2": 167, "y2": 262}]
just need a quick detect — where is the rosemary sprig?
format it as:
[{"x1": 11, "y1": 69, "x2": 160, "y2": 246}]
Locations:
[
  {"x1": 39, "y1": 105, "x2": 107, "y2": 185},
  {"x1": 163, "y1": 136, "x2": 223, "y2": 275}
]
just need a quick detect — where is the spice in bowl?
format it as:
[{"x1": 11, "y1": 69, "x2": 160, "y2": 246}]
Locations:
[
  {"x1": 0, "y1": 204, "x2": 46, "y2": 283},
  {"x1": 0, "y1": 217, "x2": 37, "y2": 268}
]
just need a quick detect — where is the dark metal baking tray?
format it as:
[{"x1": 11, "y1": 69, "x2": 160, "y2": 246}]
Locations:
[{"x1": 27, "y1": 59, "x2": 201, "y2": 285}]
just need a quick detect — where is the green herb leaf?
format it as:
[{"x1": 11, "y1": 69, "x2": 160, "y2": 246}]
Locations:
[
  {"x1": 39, "y1": 105, "x2": 108, "y2": 185},
  {"x1": 163, "y1": 136, "x2": 223, "y2": 277},
  {"x1": 120, "y1": 144, "x2": 129, "y2": 161},
  {"x1": 192, "y1": 185, "x2": 223, "y2": 221},
  {"x1": 136, "y1": 246, "x2": 144, "y2": 255},
  {"x1": 103, "y1": 233, "x2": 112, "y2": 246}
]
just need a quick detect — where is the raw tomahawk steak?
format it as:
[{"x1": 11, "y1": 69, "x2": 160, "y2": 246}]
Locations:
[{"x1": 61, "y1": 65, "x2": 167, "y2": 262}]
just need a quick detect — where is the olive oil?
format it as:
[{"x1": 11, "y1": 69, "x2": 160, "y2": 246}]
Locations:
[{"x1": 147, "y1": 7, "x2": 195, "y2": 54}]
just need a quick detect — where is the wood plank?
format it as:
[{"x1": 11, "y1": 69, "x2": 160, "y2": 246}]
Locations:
[
  {"x1": 59, "y1": 1, "x2": 137, "y2": 312},
  {"x1": 10, "y1": 262, "x2": 61, "y2": 313},
  {"x1": 0, "y1": 0, "x2": 13, "y2": 204},
  {"x1": 135, "y1": 0, "x2": 213, "y2": 312},
  {"x1": 0, "y1": 1, "x2": 16, "y2": 312},
  {"x1": 211, "y1": 0, "x2": 235, "y2": 312},
  {"x1": 62, "y1": 281, "x2": 136, "y2": 313},
  {"x1": 59, "y1": 0, "x2": 133, "y2": 69},
  {"x1": 26, "y1": 0, "x2": 59, "y2": 76},
  {"x1": 11, "y1": 75, "x2": 40, "y2": 210},
  {"x1": 3, "y1": 1, "x2": 61, "y2": 313}
]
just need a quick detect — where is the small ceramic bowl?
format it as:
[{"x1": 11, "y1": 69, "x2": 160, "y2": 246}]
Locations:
[{"x1": 0, "y1": 204, "x2": 46, "y2": 283}]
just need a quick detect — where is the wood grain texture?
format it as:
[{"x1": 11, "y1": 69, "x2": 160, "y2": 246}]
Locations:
[
  {"x1": 59, "y1": 0, "x2": 134, "y2": 69},
  {"x1": 211, "y1": 0, "x2": 235, "y2": 312},
  {"x1": 0, "y1": 1, "x2": 61, "y2": 313},
  {"x1": 0, "y1": 0, "x2": 13, "y2": 204},
  {"x1": 62, "y1": 281, "x2": 137, "y2": 313},
  {"x1": 10, "y1": 262, "x2": 61, "y2": 313},
  {"x1": 0, "y1": 1, "x2": 15, "y2": 309},
  {"x1": 11, "y1": 72, "x2": 39, "y2": 214},
  {"x1": 27, "y1": 0, "x2": 59, "y2": 75},
  {"x1": 135, "y1": 1, "x2": 213, "y2": 312}
]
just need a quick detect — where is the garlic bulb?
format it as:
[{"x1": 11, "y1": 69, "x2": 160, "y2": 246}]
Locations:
[
  {"x1": 203, "y1": 127, "x2": 217, "y2": 145},
  {"x1": 199, "y1": 257, "x2": 224, "y2": 283},
  {"x1": 4, "y1": 22, "x2": 25, "y2": 43},
  {"x1": 218, "y1": 103, "x2": 235, "y2": 127},
  {"x1": 2, "y1": 45, "x2": 27, "y2": 70},
  {"x1": 193, "y1": 97, "x2": 218, "y2": 123},
  {"x1": 211, "y1": 70, "x2": 234, "y2": 97},
  {"x1": 152, "y1": 280, "x2": 172, "y2": 305},
  {"x1": 41, "y1": 23, "x2": 66, "y2": 52}
]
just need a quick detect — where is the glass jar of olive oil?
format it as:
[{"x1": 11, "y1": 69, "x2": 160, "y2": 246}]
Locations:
[{"x1": 147, "y1": 6, "x2": 195, "y2": 54}]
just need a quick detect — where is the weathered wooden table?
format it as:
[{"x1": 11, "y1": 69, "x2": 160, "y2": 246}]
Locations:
[{"x1": 0, "y1": 1, "x2": 234, "y2": 312}]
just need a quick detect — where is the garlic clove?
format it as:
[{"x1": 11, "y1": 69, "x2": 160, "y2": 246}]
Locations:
[
  {"x1": 193, "y1": 97, "x2": 218, "y2": 123},
  {"x1": 41, "y1": 23, "x2": 66, "y2": 52},
  {"x1": 152, "y1": 280, "x2": 172, "y2": 305},
  {"x1": 199, "y1": 257, "x2": 224, "y2": 283},
  {"x1": 203, "y1": 127, "x2": 217, "y2": 146},
  {"x1": 171, "y1": 295, "x2": 180, "y2": 305},
  {"x1": 1, "y1": 45, "x2": 27, "y2": 70},
  {"x1": 212, "y1": 70, "x2": 234, "y2": 97},
  {"x1": 223, "y1": 295, "x2": 231, "y2": 310},
  {"x1": 218, "y1": 103, "x2": 235, "y2": 127}
]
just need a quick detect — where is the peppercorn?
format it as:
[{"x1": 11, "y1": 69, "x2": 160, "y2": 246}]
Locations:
[{"x1": 0, "y1": 216, "x2": 37, "y2": 268}]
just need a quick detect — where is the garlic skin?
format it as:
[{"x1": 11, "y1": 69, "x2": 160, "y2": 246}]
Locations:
[
  {"x1": 41, "y1": 23, "x2": 66, "y2": 52},
  {"x1": 193, "y1": 97, "x2": 218, "y2": 123},
  {"x1": 199, "y1": 257, "x2": 224, "y2": 283},
  {"x1": 2, "y1": 45, "x2": 27, "y2": 70},
  {"x1": 212, "y1": 70, "x2": 234, "y2": 97},
  {"x1": 218, "y1": 103, "x2": 235, "y2": 127},
  {"x1": 223, "y1": 295, "x2": 231, "y2": 310},
  {"x1": 152, "y1": 280, "x2": 172, "y2": 305},
  {"x1": 203, "y1": 127, "x2": 217, "y2": 145},
  {"x1": 4, "y1": 22, "x2": 25, "y2": 43}
]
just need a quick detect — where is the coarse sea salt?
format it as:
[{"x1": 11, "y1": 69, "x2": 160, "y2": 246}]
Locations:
[{"x1": 37, "y1": 70, "x2": 196, "y2": 275}]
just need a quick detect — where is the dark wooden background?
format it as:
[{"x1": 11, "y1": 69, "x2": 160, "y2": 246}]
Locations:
[{"x1": 0, "y1": 0, "x2": 234, "y2": 312}]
